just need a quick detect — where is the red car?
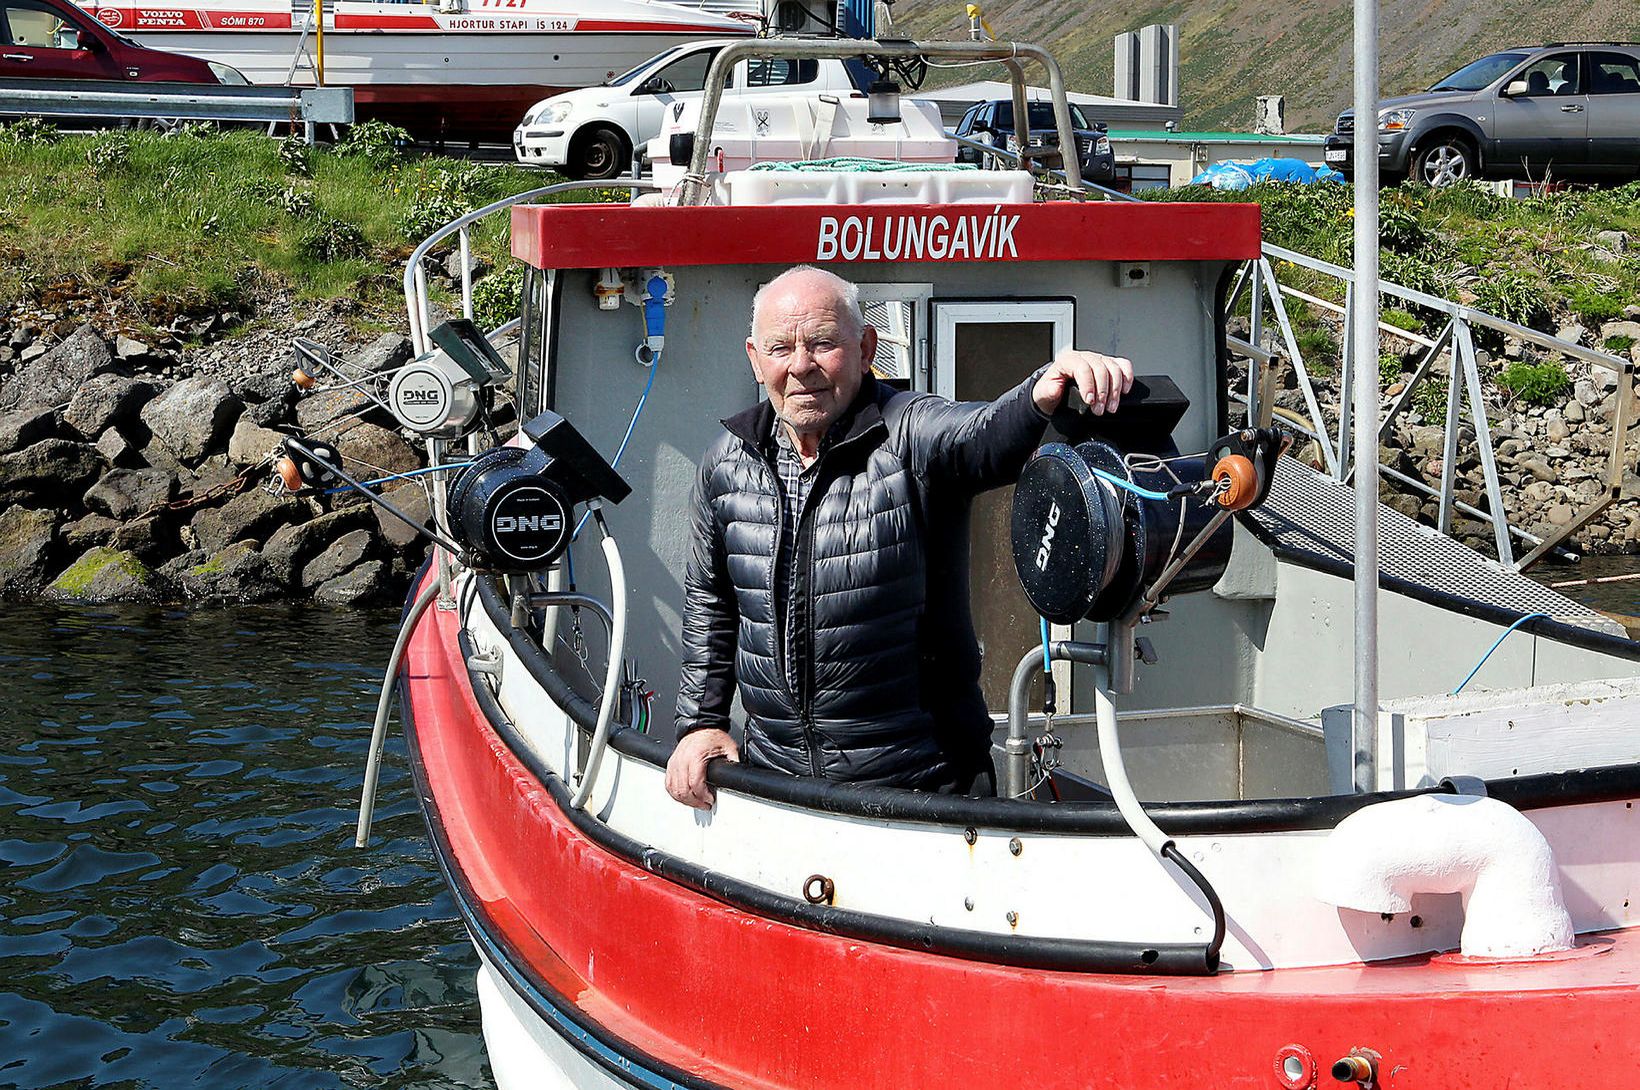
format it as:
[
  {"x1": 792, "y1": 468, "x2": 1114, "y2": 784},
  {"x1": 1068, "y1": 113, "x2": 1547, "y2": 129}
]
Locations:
[{"x1": 1, "y1": 0, "x2": 245, "y2": 83}]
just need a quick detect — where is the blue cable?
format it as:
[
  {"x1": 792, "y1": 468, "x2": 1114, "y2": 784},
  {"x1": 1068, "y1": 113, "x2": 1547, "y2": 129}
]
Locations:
[
  {"x1": 1451, "y1": 612, "x2": 1548, "y2": 695},
  {"x1": 322, "y1": 461, "x2": 471, "y2": 495},
  {"x1": 572, "y1": 283, "x2": 666, "y2": 540},
  {"x1": 1086, "y1": 463, "x2": 1174, "y2": 503},
  {"x1": 1039, "y1": 616, "x2": 1052, "y2": 674}
]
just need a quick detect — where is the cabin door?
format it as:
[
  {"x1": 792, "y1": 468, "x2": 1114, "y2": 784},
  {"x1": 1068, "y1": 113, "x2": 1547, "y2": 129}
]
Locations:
[{"x1": 932, "y1": 300, "x2": 1074, "y2": 713}]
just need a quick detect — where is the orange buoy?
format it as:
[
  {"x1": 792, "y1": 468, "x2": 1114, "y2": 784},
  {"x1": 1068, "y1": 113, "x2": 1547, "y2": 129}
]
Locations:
[
  {"x1": 292, "y1": 368, "x2": 316, "y2": 389},
  {"x1": 1212, "y1": 454, "x2": 1258, "y2": 511},
  {"x1": 275, "y1": 456, "x2": 305, "y2": 492}
]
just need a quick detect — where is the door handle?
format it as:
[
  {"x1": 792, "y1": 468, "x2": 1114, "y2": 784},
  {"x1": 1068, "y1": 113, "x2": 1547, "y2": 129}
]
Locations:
[
  {"x1": 3, "y1": 53, "x2": 33, "y2": 61},
  {"x1": 1560, "y1": 104, "x2": 1584, "y2": 112}
]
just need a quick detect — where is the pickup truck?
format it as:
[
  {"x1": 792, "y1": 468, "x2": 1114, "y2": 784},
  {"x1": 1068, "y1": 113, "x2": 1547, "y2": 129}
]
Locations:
[{"x1": 513, "y1": 40, "x2": 861, "y2": 179}]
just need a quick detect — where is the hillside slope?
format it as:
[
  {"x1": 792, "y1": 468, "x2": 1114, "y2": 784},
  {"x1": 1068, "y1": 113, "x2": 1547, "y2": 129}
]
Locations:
[{"x1": 888, "y1": 0, "x2": 1640, "y2": 132}]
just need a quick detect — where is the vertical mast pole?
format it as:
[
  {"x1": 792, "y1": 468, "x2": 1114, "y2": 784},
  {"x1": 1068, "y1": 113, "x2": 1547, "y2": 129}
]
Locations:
[{"x1": 1350, "y1": 0, "x2": 1380, "y2": 792}]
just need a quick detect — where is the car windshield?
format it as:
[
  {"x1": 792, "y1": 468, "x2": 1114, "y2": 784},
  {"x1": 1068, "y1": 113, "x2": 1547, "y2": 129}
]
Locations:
[
  {"x1": 993, "y1": 101, "x2": 1093, "y2": 130},
  {"x1": 1429, "y1": 51, "x2": 1530, "y2": 91},
  {"x1": 607, "y1": 48, "x2": 678, "y2": 87}
]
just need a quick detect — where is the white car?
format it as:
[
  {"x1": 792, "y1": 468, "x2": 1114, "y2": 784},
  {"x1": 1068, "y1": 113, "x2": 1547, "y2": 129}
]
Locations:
[{"x1": 513, "y1": 40, "x2": 861, "y2": 179}]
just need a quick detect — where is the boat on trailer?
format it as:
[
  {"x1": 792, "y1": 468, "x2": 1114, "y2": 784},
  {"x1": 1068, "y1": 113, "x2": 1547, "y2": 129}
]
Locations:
[
  {"x1": 319, "y1": 29, "x2": 1640, "y2": 1090},
  {"x1": 79, "y1": 0, "x2": 755, "y2": 139}
]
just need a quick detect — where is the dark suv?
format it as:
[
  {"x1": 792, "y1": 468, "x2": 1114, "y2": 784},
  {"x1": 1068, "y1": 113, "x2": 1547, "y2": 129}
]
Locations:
[
  {"x1": 953, "y1": 99, "x2": 1115, "y2": 183},
  {"x1": 1324, "y1": 43, "x2": 1640, "y2": 185}
]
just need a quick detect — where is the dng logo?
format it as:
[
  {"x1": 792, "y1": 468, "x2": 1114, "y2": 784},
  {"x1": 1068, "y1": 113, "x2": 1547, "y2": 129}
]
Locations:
[
  {"x1": 494, "y1": 513, "x2": 563, "y2": 534},
  {"x1": 400, "y1": 389, "x2": 442, "y2": 405},
  {"x1": 1034, "y1": 501, "x2": 1061, "y2": 571}
]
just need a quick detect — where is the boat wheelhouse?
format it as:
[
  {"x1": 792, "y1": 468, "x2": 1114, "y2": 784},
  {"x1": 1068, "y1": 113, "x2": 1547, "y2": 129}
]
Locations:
[{"x1": 326, "y1": 33, "x2": 1640, "y2": 1089}]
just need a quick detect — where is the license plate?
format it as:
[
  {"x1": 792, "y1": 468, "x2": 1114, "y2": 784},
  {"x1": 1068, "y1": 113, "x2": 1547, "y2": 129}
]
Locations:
[{"x1": 1325, "y1": 149, "x2": 1347, "y2": 162}]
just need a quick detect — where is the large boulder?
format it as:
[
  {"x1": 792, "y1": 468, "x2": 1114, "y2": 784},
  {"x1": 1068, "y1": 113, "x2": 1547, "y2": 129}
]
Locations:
[
  {"x1": 300, "y1": 528, "x2": 374, "y2": 589},
  {"x1": 176, "y1": 542, "x2": 283, "y2": 603},
  {"x1": 63, "y1": 374, "x2": 156, "y2": 439},
  {"x1": 45, "y1": 546, "x2": 158, "y2": 603},
  {"x1": 261, "y1": 507, "x2": 374, "y2": 585},
  {"x1": 84, "y1": 468, "x2": 177, "y2": 521},
  {"x1": 95, "y1": 427, "x2": 137, "y2": 467},
  {"x1": 0, "y1": 407, "x2": 57, "y2": 455},
  {"x1": 335, "y1": 420, "x2": 421, "y2": 478},
  {"x1": 110, "y1": 515, "x2": 175, "y2": 567},
  {"x1": 375, "y1": 482, "x2": 433, "y2": 549},
  {"x1": 62, "y1": 513, "x2": 119, "y2": 553},
  {"x1": 0, "y1": 507, "x2": 60, "y2": 596},
  {"x1": 0, "y1": 439, "x2": 106, "y2": 504},
  {"x1": 189, "y1": 488, "x2": 308, "y2": 553},
  {"x1": 226, "y1": 416, "x2": 286, "y2": 467},
  {"x1": 139, "y1": 377, "x2": 242, "y2": 465},
  {"x1": 0, "y1": 323, "x2": 117, "y2": 412},
  {"x1": 294, "y1": 333, "x2": 411, "y2": 431},
  {"x1": 313, "y1": 559, "x2": 390, "y2": 606}
]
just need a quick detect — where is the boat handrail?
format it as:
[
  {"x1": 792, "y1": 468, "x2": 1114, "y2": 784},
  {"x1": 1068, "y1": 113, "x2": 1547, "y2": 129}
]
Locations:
[
  {"x1": 402, "y1": 178, "x2": 659, "y2": 355},
  {"x1": 685, "y1": 37, "x2": 1085, "y2": 203}
]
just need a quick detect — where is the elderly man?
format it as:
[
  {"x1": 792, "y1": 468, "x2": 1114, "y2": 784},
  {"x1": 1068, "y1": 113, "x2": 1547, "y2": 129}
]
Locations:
[{"x1": 666, "y1": 266, "x2": 1132, "y2": 809}]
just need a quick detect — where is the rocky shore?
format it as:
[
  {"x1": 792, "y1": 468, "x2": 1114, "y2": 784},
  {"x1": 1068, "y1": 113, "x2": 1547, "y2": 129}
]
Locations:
[
  {"x1": 1249, "y1": 317, "x2": 1640, "y2": 558},
  {"x1": 0, "y1": 297, "x2": 435, "y2": 605}
]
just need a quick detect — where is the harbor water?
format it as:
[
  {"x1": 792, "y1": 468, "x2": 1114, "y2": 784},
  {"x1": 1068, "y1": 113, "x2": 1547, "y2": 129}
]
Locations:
[
  {"x1": 0, "y1": 604, "x2": 487, "y2": 1089},
  {"x1": 0, "y1": 558, "x2": 1634, "y2": 1088}
]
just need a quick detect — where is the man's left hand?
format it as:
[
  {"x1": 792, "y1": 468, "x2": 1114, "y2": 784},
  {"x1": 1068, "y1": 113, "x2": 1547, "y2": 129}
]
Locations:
[{"x1": 1032, "y1": 348, "x2": 1134, "y2": 417}]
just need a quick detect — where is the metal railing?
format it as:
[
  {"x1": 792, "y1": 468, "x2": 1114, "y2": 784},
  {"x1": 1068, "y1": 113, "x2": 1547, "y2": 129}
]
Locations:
[
  {"x1": 0, "y1": 78, "x2": 352, "y2": 139},
  {"x1": 1233, "y1": 244, "x2": 1637, "y2": 570}
]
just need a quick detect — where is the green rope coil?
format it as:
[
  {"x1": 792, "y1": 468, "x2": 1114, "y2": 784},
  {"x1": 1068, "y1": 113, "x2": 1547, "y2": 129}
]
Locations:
[{"x1": 746, "y1": 157, "x2": 978, "y2": 173}]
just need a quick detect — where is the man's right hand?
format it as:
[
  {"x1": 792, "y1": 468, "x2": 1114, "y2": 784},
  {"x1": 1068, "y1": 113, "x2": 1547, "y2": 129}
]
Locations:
[{"x1": 665, "y1": 728, "x2": 740, "y2": 809}]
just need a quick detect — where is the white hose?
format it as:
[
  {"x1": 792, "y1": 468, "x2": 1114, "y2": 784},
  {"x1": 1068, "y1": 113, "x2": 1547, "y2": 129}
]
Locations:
[
  {"x1": 569, "y1": 509, "x2": 627, "y2": 810},
  {"x1": 1093, "y1": 666, "x2": 1171, "y2": 856},
  {"x1": 355, "y1": 579, "x2": 442, "y2": 847}
]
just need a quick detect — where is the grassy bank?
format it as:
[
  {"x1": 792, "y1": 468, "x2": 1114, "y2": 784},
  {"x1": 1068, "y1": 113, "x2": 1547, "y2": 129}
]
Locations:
[
  {"x1": 1149, "y1": 179, "x2": 1640, "y2": 359},
  {"x1": 0, "y1": 121, "x2": 585, "y2": 335}
]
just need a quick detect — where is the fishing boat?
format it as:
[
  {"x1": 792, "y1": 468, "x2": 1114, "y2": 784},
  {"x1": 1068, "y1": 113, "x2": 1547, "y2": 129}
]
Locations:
[
  {"x1": 78, "y1": 0, "x2": 756, "y2": 139},
  {"x1": 308, "y1": 22, "x2": 1640, "y2": 1089}
]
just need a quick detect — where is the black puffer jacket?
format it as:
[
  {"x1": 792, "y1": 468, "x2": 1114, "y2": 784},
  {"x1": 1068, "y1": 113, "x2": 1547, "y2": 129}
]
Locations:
[{"x1": 675, "y1": 371, "x2": 1049, "y2": 790}]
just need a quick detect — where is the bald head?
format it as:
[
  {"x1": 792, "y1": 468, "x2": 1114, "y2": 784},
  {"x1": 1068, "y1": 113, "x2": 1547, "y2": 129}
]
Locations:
[
  {"x1": 744, "y1": 265, "x2": 878, "y2": 451},
  {"x1": 750, "y1": 266, "x2": 864, "y2": 342}
]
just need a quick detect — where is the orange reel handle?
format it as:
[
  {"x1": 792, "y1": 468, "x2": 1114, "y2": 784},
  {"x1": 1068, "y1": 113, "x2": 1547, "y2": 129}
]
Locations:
[
  {"x1": 275, "y1": 456, "x2": 305, "y2": 492},
  {"x1": 291, "y1": 367, "x2": 316, "y2": 390},
  {"x1": 1212, "y1": 454, "x2": 1259, "y2": 511}
]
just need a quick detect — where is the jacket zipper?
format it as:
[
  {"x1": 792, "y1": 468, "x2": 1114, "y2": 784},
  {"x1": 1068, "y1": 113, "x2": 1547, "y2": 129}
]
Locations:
[{"x1": 795, "y1": 504, "x2": 821, "y2": 777}]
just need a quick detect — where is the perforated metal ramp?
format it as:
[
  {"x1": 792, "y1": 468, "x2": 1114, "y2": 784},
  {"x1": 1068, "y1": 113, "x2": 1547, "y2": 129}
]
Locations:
[{"x1": 1244, "y1": 458, "x2": 1622, "y2": 633}]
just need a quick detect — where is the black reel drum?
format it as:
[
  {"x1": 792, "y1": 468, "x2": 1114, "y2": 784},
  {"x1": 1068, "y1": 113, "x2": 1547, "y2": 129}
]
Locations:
[{"x1": 1011, "y1": 440, "x2": 1236, "y2": 624}]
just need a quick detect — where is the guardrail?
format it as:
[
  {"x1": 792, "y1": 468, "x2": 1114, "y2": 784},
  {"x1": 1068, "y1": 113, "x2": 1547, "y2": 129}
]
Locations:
[{"x1": 0, "y1": 79, "x2": 352, "y2": 140}]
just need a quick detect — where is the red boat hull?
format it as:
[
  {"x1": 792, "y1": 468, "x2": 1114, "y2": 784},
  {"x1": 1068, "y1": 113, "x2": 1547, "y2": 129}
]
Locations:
[{"x1": 403, "y1": 589, "x2": 1640, "y2": 1089}]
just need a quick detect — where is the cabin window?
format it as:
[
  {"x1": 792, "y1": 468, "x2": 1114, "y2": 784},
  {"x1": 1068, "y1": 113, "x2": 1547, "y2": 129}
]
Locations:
[
  {"x1": 857, "y1": 282, "x2": 932, "y2": 391},
  {"x1": 745, "y1": 58, "x2": 819, "y2": 87},
  {"x1": 518, "y1": 268, "x2": 554, "y2": 419},
  {"x1": 931, "y1": 299, "x2": 1076, "y2": 711}
]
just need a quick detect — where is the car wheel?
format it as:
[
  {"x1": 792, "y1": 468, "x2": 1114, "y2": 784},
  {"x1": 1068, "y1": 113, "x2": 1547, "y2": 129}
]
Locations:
[
  {"x1": 568, "y1": 127, "x2": 625, "y2": 181},
  {"x1": 1412, "y1": 136, "x2": 1475, "y2": 187}
]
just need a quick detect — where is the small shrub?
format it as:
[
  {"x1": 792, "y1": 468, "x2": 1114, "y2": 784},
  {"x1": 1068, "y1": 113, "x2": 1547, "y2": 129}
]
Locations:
[
  {"x1": 0, "y1": 117, "x2": 60, "y2": 147},
  {"x1": 336, "y1": 119, "x2": 413, "y2": 161},
  {"x1": 1379, "y1": 307, "x2": 1424, "y2": 335},
  {"x1": 84, "y1": 132, "x2": 132, "y2": 178},
  {"x1": 165, "y1": 120, "x2": 218, "y2": 140},
  {"x1": 471, "y1": 262, "x2": 525, "y2": 332},
  {"x1": 1413, "y1": 373, "x2": 1450, "y2": 420},
  {"x1": 297, "y1": 216, "x2": 367, "y2": 262},
  {"x1": 1470, "y1": 269, "x2": 1549, "y2": 331},
  {"x1": 1418, "y1": 178, "x2": 1502, "y2": 219},
  {"x1": 1604, "y1": 334, "x2": 1635, "y2": 353},
  {"x1": 1378, "y1": 250, "x2": 1445, "y2": 295},
  {"x1": 1377, "y1": 198, "x2": 1428, "y2": 254},
  {"x1": 1379, "y1": 353, "x2": 1405, "y2": 386},
  {"x1": 1564, "y1": 283, "x2": 1625, "y2": 326},
  {"x1": 1497, "y1": 361, "x2": 1571, "y2": 406},
  {"x1": 278, "y1": 185, "x2": 316, "y2": 218},
  {"x1": 278, "y1": 135, "x2": 312, "y2": 178}
]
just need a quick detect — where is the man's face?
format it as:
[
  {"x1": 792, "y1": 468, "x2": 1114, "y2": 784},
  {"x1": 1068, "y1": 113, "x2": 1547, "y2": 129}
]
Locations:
[{"x1": 746, "y1": 279, "x2": 877, "y2": 438}]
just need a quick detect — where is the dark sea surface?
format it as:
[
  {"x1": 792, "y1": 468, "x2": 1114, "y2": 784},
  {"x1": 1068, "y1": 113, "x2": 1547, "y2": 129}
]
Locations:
[
  {"x1": 0, "y1": 556, "x2": 1634, "y2": 1089},
  {"x1": 0, "y1": 604, "x2": 488, "y2": 1090}
]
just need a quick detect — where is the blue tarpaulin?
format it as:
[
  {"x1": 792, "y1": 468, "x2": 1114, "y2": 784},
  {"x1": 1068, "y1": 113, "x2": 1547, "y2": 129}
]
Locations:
[{"x1": 1188, "y1": 158, "x2": 1346, "y2": 189}]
